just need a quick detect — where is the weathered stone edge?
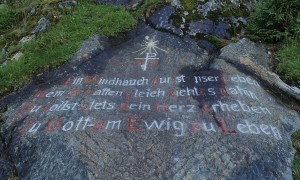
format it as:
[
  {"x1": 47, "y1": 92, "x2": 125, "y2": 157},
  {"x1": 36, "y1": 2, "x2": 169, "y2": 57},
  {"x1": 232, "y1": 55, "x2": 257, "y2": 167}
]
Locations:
[{"x1": 218, "y1": 54, "x2": 300, "y2": 103}]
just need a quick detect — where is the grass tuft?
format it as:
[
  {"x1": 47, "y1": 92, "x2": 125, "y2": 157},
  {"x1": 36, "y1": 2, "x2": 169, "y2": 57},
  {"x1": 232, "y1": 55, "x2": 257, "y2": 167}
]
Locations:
[
  {"x1": 276, "y1": 39, "x2": 300, "y2": 84},
  {"x1": 0, "y1": 5, "x2": 17, "y2": 34}
]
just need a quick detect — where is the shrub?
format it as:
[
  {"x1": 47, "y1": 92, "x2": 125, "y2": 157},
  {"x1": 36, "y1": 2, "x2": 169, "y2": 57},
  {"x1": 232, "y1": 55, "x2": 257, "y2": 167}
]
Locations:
[{"x1": 247, "y1": 0, "x2": 300, "y2": 42}]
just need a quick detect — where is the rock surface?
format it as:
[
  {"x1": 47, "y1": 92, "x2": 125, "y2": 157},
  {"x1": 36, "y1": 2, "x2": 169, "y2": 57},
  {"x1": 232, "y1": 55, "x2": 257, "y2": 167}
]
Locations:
[
  {"x1": 31, "y1": 17, "x2": 51, "y2": 34},
  {"x1": 1, "y1": 21, "x2": 300, "y2": 179},
  {"x1": 148, "y1": 6, "x2": 183, "y2": 36},
  {"x1": 58, "y1": 0, "x2": 77, "y2": 10},
  {"x1": 19, "y1": 34, "x2": 36, "y2": 44},
  {"x1": 220, "y1": 38, "x2": 300, "y2": 101},
  {"x1": 189, "y1": 20, "x2": 231, "y2": 39}
]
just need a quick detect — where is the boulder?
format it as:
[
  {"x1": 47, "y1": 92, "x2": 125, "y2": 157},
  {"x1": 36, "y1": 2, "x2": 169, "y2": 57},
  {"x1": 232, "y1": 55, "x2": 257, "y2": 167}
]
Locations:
[{"x1": 0, "y1": 21, "x2": 299, "y2": 179}]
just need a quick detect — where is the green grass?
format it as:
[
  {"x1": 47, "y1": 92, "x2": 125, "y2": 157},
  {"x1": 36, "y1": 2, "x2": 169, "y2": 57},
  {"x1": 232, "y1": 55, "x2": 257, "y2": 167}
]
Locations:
[
  {"x1": 0, "y1": 4, "x2": 17, "y2": 34},
  {"x1": 181, "y1": 0, "x2": 197, "y2": 12},
  {"x1": 276, "y1": 40, "x2": 300, "y2": 84},
  {"x1": 0, "y1": 0, "x2": 136, "y2": 96}
]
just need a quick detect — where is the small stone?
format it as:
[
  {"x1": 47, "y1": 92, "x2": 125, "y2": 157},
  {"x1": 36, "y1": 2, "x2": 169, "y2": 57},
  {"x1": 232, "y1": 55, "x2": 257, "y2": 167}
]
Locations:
[
  {"x1": 182, "y1": 17, "x2": 186, "y2": 23},
  {"x1": 11, "y1": 52, "x2": 23, "y2": 61},
  {"x1": 183, "y1": 11, "x2": 189, "y2": 16},
  {"x1": 83, "y1": 53, "x2": 89, "y2": 59},
  {"x1": 29, "y1": 7, "x2": 36, "y2": 16},
  {"x1": 58, "y1": 0, "x2": 77, "y2": 10},
  {"x1": 19, "y1": 34, "x2": 36, "y2": 44},
  {"x1": 31, "y1": 17, "x2": 50, "y2": 34},
  {"x1": 197, "y1": 1, "x2": 220, "y2": 17},
  {"x1": 171, "y1": 0, "x2": 181, "y2": 8},
  {"x1": 131, "y1": 3, "x2": 139, "y2": 10}
]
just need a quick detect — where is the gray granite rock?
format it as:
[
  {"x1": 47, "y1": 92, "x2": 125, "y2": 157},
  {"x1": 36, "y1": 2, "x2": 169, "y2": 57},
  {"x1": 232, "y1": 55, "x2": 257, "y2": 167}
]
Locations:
[
  {"x1": 197, "y1": 0, "x2": 221, "y2": 17},
  {"x1": 189, "y1": 19, "x2": 214, "y2": 36},
  {"x1": 11, "y1": 52, "x2": 23, "y2": 61},
  {"x1": 197, "y1": 39, "x2": 218, "y2": 55},
  {"x1": 0, "y1": 22, "x2": 299, "y2": 179},
  {"x1": 209, "y1": 58, "x2": 300, "y2": 179},
  {"x1": 170, "y1": 0, "x2": 182, "y2": 9},
  {"x1": 219, "y1": 38, "x2": 300, "y2": 101},
  {"x1": 31, "y1": 17, "x2": 50, "y2": 34},
  {"x1": 197, "y1": 0, "x2": 258, "y2": 17},
  {"x1": 0, "y1": 159, "x2": 15, "y2": 180},
  {"x1": 19, "y1": 34, "x2": 36, "y2": 44},
  {"x1": 189, "y1": 20, "x2": 231, "y2": 39},
  {"x1": 148, "y1": 6, "x2": 183, "y2": 36},
  {"x1": 58, "y1": 0, "x2": 77, "y2": 10},
  {"x1": 220, "y1": 38, "x2": 270, "y2": 70},
  {"x1": 29, "y1": 7, "x2": 36, "y2": 16},
  {"x1": 230, "y1": 16, "x2": 248, "y2": 27}
]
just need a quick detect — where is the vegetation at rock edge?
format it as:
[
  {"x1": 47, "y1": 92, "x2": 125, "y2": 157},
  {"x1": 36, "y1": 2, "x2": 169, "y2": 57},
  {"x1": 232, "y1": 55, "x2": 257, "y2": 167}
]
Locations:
[
  {"x1": 0, "y1": 0, "x2": 136, "y2": 96},
  {"x1": 247, "y1": 0, "x2": 300, "y2": 85},
  {"x1": 247, "y1": 0, "x2": 300, "y2": 178}
]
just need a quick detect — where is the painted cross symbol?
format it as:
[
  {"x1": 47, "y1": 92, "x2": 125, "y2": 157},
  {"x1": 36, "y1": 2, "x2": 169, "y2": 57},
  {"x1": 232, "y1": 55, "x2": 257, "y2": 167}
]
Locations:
[{"x1": 134, "y1": 53, "x2": 159, "y2": 71}]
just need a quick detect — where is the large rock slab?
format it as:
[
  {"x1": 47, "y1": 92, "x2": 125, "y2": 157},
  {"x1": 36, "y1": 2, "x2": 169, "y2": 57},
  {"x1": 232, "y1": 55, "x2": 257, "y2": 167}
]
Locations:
[{"x1": 1, "y1": 22, "x2": 299, "y2": 179}]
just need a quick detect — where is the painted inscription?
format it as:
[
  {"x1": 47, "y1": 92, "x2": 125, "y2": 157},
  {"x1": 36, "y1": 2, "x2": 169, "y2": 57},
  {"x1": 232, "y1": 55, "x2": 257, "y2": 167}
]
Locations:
[
  {"x1": 12, "y1": 36, "x2": 282, "y2": 140},
  {"x1": 15, "y1": 72, "x2": 281, "y2": 140},
  {"x1": 24, "y1": 116, "x2": 282, "y2": 139}
]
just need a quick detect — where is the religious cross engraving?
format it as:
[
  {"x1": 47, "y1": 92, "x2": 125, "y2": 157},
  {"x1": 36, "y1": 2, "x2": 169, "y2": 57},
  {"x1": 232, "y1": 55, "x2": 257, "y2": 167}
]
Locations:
[{"x1": 133, "y1": 36, "x2": 167, "y2": 71}]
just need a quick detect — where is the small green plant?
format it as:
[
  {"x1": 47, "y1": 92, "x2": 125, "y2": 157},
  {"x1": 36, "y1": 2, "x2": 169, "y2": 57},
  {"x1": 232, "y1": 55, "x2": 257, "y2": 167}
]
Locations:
[
  {"x1": 247, "y1": 0, "x2": 300, "y2": 42},
  {"x1": 205, "y1": 35, "x2": 229, "y2": 49}
]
